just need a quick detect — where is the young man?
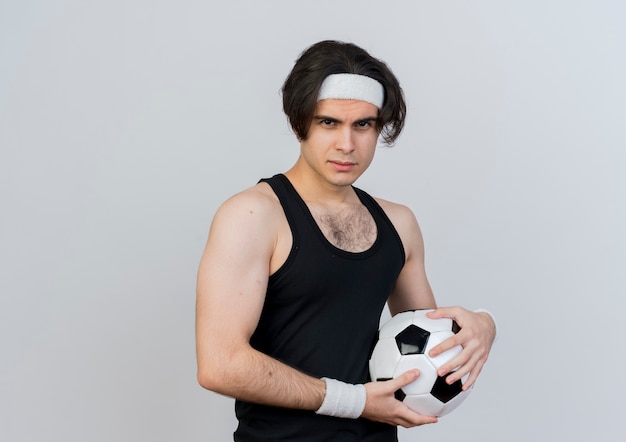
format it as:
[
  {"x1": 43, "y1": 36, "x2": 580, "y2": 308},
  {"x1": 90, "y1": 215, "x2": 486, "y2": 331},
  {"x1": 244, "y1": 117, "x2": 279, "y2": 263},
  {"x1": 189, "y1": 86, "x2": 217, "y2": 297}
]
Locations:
[{"x1": 196, "y1": 40, "x2": 497, "y2": 441}]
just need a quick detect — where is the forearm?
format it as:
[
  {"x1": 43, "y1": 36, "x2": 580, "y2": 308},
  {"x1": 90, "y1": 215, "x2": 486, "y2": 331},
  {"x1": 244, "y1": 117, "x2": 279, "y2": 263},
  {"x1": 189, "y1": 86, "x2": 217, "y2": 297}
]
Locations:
[
  {"x1": 198, "y1": 344, "x2": 325, "y2": 411},
  {"x1": 198, "y1": 340, "x2": 440, "y2": 427}
]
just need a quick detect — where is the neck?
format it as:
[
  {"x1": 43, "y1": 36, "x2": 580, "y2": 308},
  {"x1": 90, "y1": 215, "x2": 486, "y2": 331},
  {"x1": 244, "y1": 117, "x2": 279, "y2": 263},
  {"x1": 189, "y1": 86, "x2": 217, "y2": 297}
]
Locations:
[{"x1": 283, "y1": 164, "x2": 357, "y2": 206}]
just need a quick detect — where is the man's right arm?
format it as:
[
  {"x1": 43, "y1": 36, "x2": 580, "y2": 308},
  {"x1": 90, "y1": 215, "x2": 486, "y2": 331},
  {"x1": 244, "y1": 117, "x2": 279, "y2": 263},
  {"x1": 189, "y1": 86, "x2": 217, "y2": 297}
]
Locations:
[
  {"x1": 195, "y1": 185, "x2": 436, "y2": 427},
  {"x1": 195, "y1": 187, "x2": 326, "y2": 410}
]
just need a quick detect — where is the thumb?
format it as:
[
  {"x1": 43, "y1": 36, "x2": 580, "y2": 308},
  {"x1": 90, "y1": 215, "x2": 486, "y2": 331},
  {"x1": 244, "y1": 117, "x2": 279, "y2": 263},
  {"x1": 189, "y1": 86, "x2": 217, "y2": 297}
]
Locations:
[{"x1": 392, "y1": 369, "x2": 420, "y2": 390}]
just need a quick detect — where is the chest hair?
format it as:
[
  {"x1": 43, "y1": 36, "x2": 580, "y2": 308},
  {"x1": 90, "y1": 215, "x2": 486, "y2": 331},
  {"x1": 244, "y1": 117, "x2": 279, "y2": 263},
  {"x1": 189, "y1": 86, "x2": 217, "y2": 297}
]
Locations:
[{"x1": 307, "y1": 203, "x2": 377, "y2": 253}]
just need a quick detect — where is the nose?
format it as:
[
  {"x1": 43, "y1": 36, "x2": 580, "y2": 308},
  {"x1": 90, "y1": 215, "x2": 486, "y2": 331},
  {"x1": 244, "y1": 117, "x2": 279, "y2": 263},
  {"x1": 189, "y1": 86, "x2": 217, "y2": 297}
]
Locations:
[{"x1": 336, "y1": 127, "x2": 355, "y2": 153}]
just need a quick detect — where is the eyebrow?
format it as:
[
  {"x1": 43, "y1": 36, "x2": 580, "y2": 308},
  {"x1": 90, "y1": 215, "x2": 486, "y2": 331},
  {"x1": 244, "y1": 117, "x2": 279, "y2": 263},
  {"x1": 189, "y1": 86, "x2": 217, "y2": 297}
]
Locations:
[{"x1": 313, "y1": 115, "x2": 378, "y2": 124}]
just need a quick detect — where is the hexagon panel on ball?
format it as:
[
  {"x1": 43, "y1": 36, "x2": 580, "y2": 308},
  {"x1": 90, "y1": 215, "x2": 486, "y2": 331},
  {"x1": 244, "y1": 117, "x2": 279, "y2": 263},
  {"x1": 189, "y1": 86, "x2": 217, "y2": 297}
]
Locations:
[
  {"x1": 377, "y1": 311, "x2": 416, "y2": 339},
  {"x1": 393, "y1": 354, "x2": 438, "y2": 396},
  {"x1": 369, "y1": 337, "x2": 401, "y2": 382}
]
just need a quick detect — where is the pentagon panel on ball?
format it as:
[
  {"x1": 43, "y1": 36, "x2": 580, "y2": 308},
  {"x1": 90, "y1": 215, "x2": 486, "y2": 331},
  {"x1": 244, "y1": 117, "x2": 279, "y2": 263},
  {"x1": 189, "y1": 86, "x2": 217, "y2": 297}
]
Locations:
[{"x1": 368, "y1": 309, "x2": 472, "y2": 417}]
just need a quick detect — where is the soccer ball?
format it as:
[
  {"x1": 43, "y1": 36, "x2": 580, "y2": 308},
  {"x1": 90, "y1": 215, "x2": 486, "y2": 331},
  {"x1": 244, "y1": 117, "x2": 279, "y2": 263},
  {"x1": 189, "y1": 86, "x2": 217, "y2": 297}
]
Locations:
[{"x1": 368, "y1": 309, "x2": 472, "y2": 417}]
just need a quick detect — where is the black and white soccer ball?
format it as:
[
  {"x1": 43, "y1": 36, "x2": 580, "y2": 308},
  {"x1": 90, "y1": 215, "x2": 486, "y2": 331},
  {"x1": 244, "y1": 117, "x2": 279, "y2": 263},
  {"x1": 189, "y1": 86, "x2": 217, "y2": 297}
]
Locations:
[{"x1": 369, "y1": 309, "x2": 472, "y2": 417}]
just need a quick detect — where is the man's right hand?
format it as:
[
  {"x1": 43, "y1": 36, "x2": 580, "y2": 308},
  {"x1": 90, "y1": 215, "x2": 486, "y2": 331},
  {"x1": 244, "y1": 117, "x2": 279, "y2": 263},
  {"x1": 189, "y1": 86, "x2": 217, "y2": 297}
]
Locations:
[{"x1": 362, "y1": 369, "x2": 438, "y2": 428}]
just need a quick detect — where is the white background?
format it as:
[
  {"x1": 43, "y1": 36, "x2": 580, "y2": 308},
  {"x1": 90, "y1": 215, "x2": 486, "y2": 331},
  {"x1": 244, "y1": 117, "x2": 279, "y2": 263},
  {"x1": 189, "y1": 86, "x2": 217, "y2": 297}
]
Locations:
[{"x1": 1, "y1": 1, "x2": 624, "y2": 441}]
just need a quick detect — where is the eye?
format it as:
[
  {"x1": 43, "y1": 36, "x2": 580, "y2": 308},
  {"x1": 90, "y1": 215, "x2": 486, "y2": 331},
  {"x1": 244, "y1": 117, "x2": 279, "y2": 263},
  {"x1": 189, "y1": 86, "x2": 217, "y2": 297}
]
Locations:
[
  {"x1": 355, "y1": 120, "x2": 373, "y2": 129},
  {"x1": 321, "y1": 119, "x2": 335, "y2": 126}
]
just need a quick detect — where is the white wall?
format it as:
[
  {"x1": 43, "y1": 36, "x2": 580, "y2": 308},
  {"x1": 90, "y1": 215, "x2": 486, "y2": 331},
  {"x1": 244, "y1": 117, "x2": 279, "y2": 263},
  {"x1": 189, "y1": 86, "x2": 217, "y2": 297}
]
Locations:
[{"x1": 1, "y1": 1, "x2": 624, "y2": 440}]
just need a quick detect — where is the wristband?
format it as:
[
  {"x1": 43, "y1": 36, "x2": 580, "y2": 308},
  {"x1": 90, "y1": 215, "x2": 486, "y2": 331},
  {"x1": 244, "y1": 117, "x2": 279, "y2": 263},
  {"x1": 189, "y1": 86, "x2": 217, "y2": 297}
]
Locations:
[
  {"x1": 474, "y1": 309, "x2": 498, "y2": 343},
  {"x1": 315, "y1": 377, "x2": 366, "y2": 419}
]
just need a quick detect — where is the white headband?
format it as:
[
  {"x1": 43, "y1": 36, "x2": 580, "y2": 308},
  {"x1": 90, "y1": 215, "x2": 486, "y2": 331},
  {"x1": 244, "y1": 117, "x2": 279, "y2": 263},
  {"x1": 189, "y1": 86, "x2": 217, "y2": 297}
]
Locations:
[{"x1": 317, "y1": 74, "x2": 384, "y2": 109}]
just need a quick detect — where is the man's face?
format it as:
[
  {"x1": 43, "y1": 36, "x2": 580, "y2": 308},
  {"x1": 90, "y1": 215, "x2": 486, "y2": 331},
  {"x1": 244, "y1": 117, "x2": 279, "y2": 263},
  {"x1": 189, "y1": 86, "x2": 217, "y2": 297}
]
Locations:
[{"x1": 299, "y1": 99, "x2": 380, "y2": 188}]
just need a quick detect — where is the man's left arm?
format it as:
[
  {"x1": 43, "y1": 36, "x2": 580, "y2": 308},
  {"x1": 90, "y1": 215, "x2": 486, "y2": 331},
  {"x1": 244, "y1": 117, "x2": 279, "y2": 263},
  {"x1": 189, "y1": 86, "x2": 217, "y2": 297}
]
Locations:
[{"x1": 380, "y1": 199, "x2": 496, "y2": 390}]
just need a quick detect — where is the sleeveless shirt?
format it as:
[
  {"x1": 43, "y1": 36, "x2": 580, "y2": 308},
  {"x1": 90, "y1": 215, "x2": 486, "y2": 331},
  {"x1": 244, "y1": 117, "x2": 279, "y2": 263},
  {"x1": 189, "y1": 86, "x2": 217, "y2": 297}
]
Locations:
[{"x1": 234, "y1": 174, "x2": 405, "y2": 441}]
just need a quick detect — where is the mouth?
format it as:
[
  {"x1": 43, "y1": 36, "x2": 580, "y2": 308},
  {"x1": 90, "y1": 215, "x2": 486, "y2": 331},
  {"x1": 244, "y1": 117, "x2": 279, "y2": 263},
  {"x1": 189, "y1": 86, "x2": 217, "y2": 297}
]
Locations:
[{"x1": 329, "y1": 160, "x2": 356, "y2": 171}]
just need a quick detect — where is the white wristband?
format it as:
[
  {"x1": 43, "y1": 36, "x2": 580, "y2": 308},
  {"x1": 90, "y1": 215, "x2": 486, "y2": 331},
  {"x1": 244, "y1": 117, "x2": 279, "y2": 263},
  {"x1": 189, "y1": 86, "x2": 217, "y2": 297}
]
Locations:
[
  {"x1": 315, "y1": 378, "x2": 366, "y2": 419},
  {"x1": 474, "y1": 309, "x2": 499, "y2": 343}
]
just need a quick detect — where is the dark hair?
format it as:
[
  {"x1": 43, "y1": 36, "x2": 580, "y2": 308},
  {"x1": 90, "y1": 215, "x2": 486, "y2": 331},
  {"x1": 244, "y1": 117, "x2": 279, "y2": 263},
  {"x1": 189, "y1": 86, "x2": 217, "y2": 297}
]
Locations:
[{"x1": 281, "y1": 40, "x2": 406, "y2": 146}]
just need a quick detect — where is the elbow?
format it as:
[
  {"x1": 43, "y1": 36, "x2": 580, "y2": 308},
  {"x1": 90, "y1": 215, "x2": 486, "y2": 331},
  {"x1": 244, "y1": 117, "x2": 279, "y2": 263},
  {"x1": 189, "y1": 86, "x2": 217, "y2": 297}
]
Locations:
[
  {"x1": 197, "y1": 341, "x2": 252, "y2": 395},
  {"x1": 196, "y1": 349, "x2": 243, "y2": 395},
  {"x1": 197, "y1": 363, "x2": 223, "y2": 392}
]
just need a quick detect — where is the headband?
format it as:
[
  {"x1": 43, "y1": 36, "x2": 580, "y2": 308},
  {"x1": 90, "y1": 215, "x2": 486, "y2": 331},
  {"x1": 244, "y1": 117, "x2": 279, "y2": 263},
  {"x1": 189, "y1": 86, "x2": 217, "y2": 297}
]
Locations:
[{"x1": 317, "y1": 74, "x2": 384, "y2": 109}]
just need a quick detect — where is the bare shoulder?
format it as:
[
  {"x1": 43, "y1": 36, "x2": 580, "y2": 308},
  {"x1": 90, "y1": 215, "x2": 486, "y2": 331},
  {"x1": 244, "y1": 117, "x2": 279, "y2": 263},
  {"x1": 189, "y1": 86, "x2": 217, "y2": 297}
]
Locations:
[
  {"x1": 208, "y1": 182, "x2": 283, "y2": 236},
  {"x1": 215, "y1": 181, "x2": 281, "y2": 221},
  {"x1": 374, "y1": 197, "x2": 421, "y2": 234},
  {"x1": 203, "y1": 182, "x2": 283, "y2": 256},
  {"x1": 374, "y1": 197, "x2": 425, "y2": 260}
]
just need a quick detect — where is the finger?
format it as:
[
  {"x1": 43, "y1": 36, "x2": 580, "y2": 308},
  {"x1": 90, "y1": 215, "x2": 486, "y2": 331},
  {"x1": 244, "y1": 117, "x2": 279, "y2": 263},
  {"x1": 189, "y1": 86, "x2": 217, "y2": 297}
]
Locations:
[
  {"x1": 435, "y1": 346, "x2": 477, "y2": 378},
  {"x1": 429, "y1": 333, "x2": 463, "y2": 358},
  {"x1": 392, "y1": 369, "x2": 420, "y2": 389},
  {"x1": 436, "y1": 341, "x2": 477, "y2": 376},
  {"x1": 397, "y1": 416, "x2": 438, "y2": 428},
  {"x1": 397, "y1": 407, "x2": 438, "y2": 427},
  {"x1": 459, "y1": 358, "x2": 485, "y2": 390},
  {"x1": 426, "y1": 306, "x2": 458, "y2": 320},
  {"x1": 443, "y1": 347, "x2": 484, "y2": 385}
]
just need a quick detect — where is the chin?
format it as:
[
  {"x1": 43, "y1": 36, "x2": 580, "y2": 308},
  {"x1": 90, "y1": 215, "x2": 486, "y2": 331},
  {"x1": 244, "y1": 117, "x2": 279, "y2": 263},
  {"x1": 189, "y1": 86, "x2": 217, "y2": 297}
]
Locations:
[{"x1": 329, "y1": 172, "x2": 361, "y2": 187}]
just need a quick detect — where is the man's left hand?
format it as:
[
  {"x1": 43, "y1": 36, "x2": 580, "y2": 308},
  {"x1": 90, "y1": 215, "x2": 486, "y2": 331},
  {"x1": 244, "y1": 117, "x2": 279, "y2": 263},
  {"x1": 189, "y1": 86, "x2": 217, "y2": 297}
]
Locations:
[{"x1": 426, "y1": 307, "x2": 496, "y2": 390}]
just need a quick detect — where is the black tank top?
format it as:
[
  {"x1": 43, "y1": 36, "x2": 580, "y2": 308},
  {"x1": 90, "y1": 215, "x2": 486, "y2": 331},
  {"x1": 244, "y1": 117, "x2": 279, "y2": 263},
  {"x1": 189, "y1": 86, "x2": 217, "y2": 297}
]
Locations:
[{"x1": 234, "y1": 174, "x2": 405, "y2": 441}]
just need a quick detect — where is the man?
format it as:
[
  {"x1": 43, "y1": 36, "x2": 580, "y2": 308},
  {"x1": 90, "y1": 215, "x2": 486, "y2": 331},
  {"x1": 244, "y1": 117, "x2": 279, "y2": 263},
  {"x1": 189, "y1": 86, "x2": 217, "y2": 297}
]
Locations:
[{"x1": 196, "y1": 40, "x2": 496, "y2": 441}]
